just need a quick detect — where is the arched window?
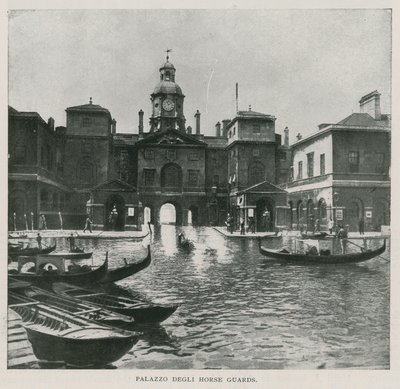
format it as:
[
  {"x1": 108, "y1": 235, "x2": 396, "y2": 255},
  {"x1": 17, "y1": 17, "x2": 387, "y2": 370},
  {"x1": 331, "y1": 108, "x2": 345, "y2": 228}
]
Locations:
[
  {"x1": 248, "y1": 161, "x2": 265, "y2": 186},
  {"x1": 161, "y1": 163, "x2": 182, "y2": 191},
  {"x1": 318, "y1": 198, "x2": 327, "y2": 221}
]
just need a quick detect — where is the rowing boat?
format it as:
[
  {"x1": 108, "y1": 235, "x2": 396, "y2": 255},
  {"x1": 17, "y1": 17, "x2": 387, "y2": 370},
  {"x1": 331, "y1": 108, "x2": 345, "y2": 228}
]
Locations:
[
  {"x1": 8, "y1": 253, "x2": 108, "y2": 285},
  {"x1": 8, "y1": 290, "x2": 139, "y2": 367},
  {"x1": 8, "y1": 243, "x2": 57, "y2": 258},
  {"x1": 100, "y1": 245, "x2": 151, "y2": 283},
  {"x1": 259, "y1": 239, "x2": 386, "y2": 264},
  {"x1": 37, "y1": 251, "x2": 93, "y2": 260},
  {"x1": 53, "y1": 282, "x2": 179, "y2": 324}
]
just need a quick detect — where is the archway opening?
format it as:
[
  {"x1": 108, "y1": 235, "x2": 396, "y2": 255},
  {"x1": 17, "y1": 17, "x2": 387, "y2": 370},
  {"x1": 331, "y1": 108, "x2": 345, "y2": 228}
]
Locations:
[
  {"x1": 306, "y1": 199, "x2": 315, "y2": 232},
  {"x1": 105, "y1": 194, "x2": 125, "y2": 231},
  {"x1": 297, "y1": 200, "x2": 304, "y2": 230},
  {"x1": 256, "y1": 197, "x2": 274, "y2": 232},
  {"x1": 160, "y1": 203, "x2": 176, "y2": 225},
  {"x1": 188, "y1": 205, "x2": 199, "y2": 226}
]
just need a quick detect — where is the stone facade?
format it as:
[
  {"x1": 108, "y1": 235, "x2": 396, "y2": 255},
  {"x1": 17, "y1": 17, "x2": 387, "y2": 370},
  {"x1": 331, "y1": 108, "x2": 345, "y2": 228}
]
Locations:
[{"x1": 8, "y1": 59, "x2": 391, "y2": 232}]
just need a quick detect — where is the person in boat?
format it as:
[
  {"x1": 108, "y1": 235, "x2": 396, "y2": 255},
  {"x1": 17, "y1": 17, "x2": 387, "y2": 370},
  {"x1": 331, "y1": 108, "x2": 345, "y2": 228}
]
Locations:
[
  {"x1": 36, "y1": 233, "x2": 42, "y2": 249},
  {"x1": 67, "y1": 233, "x2": 76, "y2": 252},
  {"x1": 83, "y1": 214, "x2": 93, "y2": 233},
  {"x1": 328, "y1": 218, "x2": 334, "y2": 235},
  {"x1": 337, "y1": 225, "x2": 348, "y2": 254},
  {"x1": 178, "y1": 232, "x2": 186, "y2": 245}
]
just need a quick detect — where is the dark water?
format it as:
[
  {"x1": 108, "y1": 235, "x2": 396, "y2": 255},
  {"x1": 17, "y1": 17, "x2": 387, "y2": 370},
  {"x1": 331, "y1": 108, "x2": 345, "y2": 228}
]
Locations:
[{"x1": 41, "y1": 227, "x2": 390, "y2": 369}]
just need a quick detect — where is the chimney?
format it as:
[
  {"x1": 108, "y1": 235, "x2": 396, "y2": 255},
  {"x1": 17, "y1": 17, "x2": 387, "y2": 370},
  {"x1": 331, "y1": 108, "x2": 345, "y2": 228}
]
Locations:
[
  {"x1": 47, "y1": 117, "x2": 54, "y2": 131},
  {"x1": 195, "y1": 110, "x2": 201, "y2": 135},
  {"x1": 215, "y1": 122, "x2": 221, "y2": 137},
  {"x1": 187, "y1": 126, "x2": 192, "y2": 135},
  {"x1": 222, "y1": 119, "x2": 230, "y2": 138},
  {"x1": 359, "y1": 90, "x2": 381, "y2": 120},
  {"x1": 138, "y1": 109, "x2": 144, "y2": 135},
  {"x1": 284, "y1": 127, "x2": 289, "y2": 147},
  {"x1": 111, "y1": 118, "x2": 116, "y2": 134}
]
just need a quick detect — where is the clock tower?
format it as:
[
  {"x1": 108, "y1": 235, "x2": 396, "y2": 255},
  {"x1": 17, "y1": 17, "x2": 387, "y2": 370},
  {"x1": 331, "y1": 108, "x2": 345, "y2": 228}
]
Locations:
[{"x1": 150, "y1": 52, "x2": 186, "y2": 132}]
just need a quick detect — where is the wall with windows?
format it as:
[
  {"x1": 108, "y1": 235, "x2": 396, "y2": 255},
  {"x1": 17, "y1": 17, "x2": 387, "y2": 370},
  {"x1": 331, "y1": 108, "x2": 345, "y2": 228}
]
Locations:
[
  {"x1": 227, "y1": 118, "x2": 275, "y2": 145},
  {"x1": 66, "y1": 111, "x2": 111, "y2": 136},
  {"x1": 137, "y1": 145, "x2": 206, "y2": 193},
  {"x1": 291, "y1": 133, "x2": 333, "y2": 182},
  {"x1": 332, "y1": 130, "x2": 390, "y2": 178}
]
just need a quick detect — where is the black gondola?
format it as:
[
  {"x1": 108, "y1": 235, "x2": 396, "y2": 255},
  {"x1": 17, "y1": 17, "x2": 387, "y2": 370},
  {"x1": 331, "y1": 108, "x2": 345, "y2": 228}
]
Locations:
[
  {"x1": 259, "y1": 239, "x2": 386, "y2": 264},
  {"x1": 8, "y1": 243, "x2": 57, "y2": 258},
  {"x1": 100, "y1": 245, "x2": 151, "y2": 283}
]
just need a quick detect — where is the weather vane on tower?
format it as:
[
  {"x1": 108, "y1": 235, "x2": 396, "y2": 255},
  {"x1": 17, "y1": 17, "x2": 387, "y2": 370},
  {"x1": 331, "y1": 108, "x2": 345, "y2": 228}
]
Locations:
[{"x1": 165, "y1": 48, "x2": 172, "y2": 61}]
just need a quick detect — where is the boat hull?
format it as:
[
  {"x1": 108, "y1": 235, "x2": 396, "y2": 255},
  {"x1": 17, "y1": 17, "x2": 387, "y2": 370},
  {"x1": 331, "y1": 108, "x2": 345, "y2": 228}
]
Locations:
[
  {"x1": 112, "y1": 305, "x2": 178, "y2": 324},
  {"x1": 9, "y1": 244, "x2": 57, "y2": 259},
  {"x1": 25, "y1": 326, "x2": 137, "y2": 366},
  {"x1": 259, "y1": 240, "x2": 386, "y2": 264}
]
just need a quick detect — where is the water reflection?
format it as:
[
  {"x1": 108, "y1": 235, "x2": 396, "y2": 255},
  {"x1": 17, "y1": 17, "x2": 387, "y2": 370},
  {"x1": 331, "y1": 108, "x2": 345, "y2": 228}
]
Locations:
[{"x1": 32, "y1": 226, "x2": 389, "y2": 369}]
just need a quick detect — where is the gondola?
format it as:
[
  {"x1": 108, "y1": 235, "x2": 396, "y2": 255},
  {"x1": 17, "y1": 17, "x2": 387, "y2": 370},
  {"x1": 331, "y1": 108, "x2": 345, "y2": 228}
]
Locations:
[
  {"x1": 300, "y1": 232, "x2": 329, "y2": 240},
  {"x1": 38, "y1": 251, "x2": 93, "y2": 260},
  {"x1": 259, "y1": 239, "x2": 386, "y2": 264},
  {"x1": 53, "y1": 282, "x2": 179, "y2": 324},
  {"x1": 177, "y1": 233, "x2": 195, "y2": 252},
  {"x1": 8, "y1": 253, "x2": 108, "y2": 285},
  {"x1": 99, "y1": 245, "x2": 151, "y2": 283},
  {"x1": 8, "y1": 290, "x2": 139, "y2": 367},
  {"x1": 8, "y1": 243, "x2": 57, "y2": 258}
]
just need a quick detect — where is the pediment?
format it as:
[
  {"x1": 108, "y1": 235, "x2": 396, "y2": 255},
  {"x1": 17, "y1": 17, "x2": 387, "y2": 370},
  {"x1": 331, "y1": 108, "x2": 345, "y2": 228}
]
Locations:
[
  {"x1": 239, "y1": 180, "x2": 287, "y2": 194},
  {"x1": 138, "y1": 129, "x2": 205, "y2": 146},
  {"x1": 91, "y1": 179, "x2": 136, "y2": 192}
]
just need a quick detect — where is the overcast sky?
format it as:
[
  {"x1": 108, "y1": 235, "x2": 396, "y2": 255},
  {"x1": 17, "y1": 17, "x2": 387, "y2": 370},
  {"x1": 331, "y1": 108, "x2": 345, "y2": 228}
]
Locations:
[{"x1": 8, "y1": 9, "x2": 391, "y2": 141}]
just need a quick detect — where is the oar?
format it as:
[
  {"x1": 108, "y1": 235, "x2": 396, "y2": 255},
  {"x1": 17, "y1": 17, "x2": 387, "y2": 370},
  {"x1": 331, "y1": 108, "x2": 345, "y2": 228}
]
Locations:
[{"x1": 346, "y1": 239, "x2": 389, "y2": 262}]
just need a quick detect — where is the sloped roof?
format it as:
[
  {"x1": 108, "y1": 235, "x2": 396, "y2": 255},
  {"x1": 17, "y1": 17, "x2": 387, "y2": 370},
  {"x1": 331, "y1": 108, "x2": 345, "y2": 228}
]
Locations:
[
  {"x1": 237, "y1": 180, "x2": 287, "y2": 194},
  {"x1": 137, "y1": 128, "x2": 206, "y2": 146},
  {"x1": 9, "y1": 106, "x2": 48, "y2": 126},
  {"x1": 336, "y1": 113, "x2": 382, "y2": 127},
  {"x1": 237, "y1": 110, "x2": 275, "y2": 119},
  {"x1": 66, "y1": 102, "x2": 111, "y2": 117},
  {"x1": 91, "y1": 179, "x2": 136, "y2": 192}
]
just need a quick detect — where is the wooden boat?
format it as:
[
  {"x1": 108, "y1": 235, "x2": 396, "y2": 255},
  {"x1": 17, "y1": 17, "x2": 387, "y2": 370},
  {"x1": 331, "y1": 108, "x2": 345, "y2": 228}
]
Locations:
[
  {"x1": 301, "y1": 232, "x2": 329, "y2": 240},
  {"x1": 177, "y1": 233, "x2": 195, "y2": 251},
  {"x1": 18, "y1": 284, "x2": 139, "y2": 330},
  {"x1": 8, "y1": 253, "x2": 108, "y2": 285},
  {"x1": 8, "y1": 243, "x2": 57, "y2": 258},
  {"x1": 76, "y1": 231, "x2": 150, "y2": 240},
  {"x1": 259, "y1": 239, "x2": 386, "y2": 264},
  {"x1": 53, "y1": 282, "x2": 179, "y2": 324},
  {"x1": 100, "y1": 245, "x2": 151, "y2": 283},
  {"x1": 8, "y1": 290, "x2": 139, "y2": 367},
  {"x1": 9, "y1": 233, "x2": 28, "y2": 239},
  {"x1": 38, "y1": 251, "x2": 93, "y2": 260}
]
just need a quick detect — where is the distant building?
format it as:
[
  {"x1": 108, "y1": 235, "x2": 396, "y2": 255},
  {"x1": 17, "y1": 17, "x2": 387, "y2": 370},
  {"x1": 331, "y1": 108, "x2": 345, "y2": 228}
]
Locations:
[{"x1": 285, "y1": 90, "x2": 390, "y2": 232}]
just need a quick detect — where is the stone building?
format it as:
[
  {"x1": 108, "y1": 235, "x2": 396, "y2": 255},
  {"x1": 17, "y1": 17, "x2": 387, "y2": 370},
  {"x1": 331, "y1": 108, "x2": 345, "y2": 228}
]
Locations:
[
  {"x1": 8, "y1": 56, "x2": 390, "y2": 232},
  {"x1": 285, "y1": 90, "x2": 391, "y2": 232}
]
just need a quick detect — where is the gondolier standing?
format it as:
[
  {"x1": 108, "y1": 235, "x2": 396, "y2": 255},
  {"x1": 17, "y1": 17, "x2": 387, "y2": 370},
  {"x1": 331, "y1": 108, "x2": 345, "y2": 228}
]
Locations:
[
  {"x1": 67, "y1": 233, "x2": 76, "y2": 252},
  {"x1": 36, "y1": 233, "x2": 42, "y2": 249},
  {"x1": 337, "y1": 225, "x2": 348, "y2": 254}
]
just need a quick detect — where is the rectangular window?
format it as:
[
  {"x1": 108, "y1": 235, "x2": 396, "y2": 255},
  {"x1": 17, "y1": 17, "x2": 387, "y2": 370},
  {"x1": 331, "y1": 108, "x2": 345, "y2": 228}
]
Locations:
[
  {"x1": 14, "y1": 146, "x2": 26, "y2": 164},
  {"x1": 82, "y1": 118, "x2": 91, "y2": 127},
  {"x1": 279, "y1": 151, "x2": 287, "y2": 160},
  {"x1": 120, "y1": 150, "x2": 128, "y2": 169},
  {"x1": 252, "y1": 148, "x2": 260, "y2": 157},
  {"x1": 144, "y1": 149, "x2": 154, "y2": 159},
  {"x1": 188, "y1": 170, "x2": 199, "y2": 186},
  {"x1": 144, "y1": 169, "x2": 155, "y2": 186},
  {"x1": 166, "y1": 149, "x2": 176, "y2": 160},
  {"x1": 348, "y1": 151, "x2": 359, "y2": 172},
  {"x1": 297, "y1": 161, "x2": 303, "y2": 180},
  {"x1": 320, "y1": 153, "x2": 325, "y2": 175},
  {"x1": 376, "y1": 152, "x2": 385, "y2": 173},
  {"x1": 253, "y1": 124, "x2": 261, "y2": 134},
  {"x1": 82, "y1": 142, "x2": 93, "y2": 154},
  {"x1": 290, "y1": 166, "x2": 294, "y2": 182},
  {"x1": 188, "y1": 151, "x2": 199, "y2": 161},
  {"x1": 307, "y1": 152, "x2": 314, "y2": 177}
]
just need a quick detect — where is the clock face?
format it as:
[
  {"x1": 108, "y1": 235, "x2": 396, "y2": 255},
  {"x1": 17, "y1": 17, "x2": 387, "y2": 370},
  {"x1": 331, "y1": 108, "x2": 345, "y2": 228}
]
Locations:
[{"x1": 162, "y1": 99, "x2": 175, "y2": 112}]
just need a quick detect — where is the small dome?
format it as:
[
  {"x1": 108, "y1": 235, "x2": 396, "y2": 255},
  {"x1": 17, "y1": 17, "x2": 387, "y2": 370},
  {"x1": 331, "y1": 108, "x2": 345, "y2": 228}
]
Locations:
[
  {"x1": 153, "y1": 80, "x2": 183, "y2": 95},
  {"x1": 160, "y1": 61, "x2": 175, "y2": 70}
]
